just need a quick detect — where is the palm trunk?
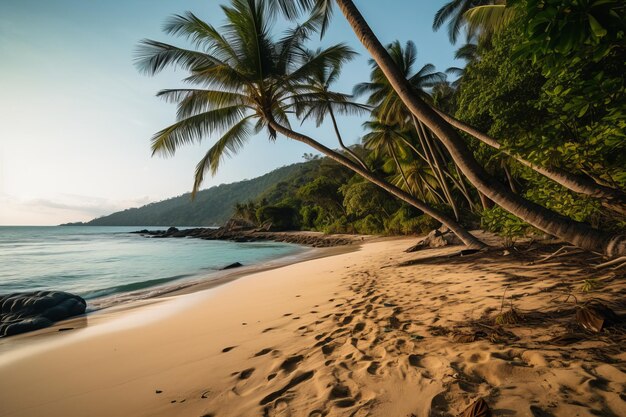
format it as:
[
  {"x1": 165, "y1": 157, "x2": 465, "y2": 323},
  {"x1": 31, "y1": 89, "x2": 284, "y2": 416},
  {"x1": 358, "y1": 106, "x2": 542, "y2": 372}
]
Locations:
[
  {"x1": 416, "y1": 118, "x2": 460, "y2": 220},
  {"x1": 431, "y1": 106, "x2": 626, "y2": 216},
  {"x1": 328, "y1": 107, "x2": 369, "y2": 170},
  {"x1": 333, "y1": 0, "x2": 625, "y2": 257},
  {"x1": 478, "y1": 191, "x2": 494, "y2": 210},
  {"x1": 388, "y1": 144, "x2": 413, "y2": 195},
  {"x1": 267, "y1": 119, "x2": 486, "y2": 249}
]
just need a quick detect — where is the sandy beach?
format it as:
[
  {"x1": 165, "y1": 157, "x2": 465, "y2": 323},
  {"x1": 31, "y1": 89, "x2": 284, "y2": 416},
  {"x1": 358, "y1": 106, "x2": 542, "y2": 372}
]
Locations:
[{"x1": 1, "y1": 236, "x2": 625, "y2": 417}]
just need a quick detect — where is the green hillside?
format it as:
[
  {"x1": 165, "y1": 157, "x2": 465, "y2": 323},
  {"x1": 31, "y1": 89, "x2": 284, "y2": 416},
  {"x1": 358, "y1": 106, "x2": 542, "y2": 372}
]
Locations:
[{"x1": 85, "y1": 162, "x2": 316, "y2": 226}]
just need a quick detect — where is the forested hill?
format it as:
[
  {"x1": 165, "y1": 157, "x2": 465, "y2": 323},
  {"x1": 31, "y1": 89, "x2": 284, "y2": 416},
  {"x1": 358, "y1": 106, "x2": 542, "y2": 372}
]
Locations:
[{"x1": 83, "y1": 161, "x2": 316, "y2": 226}]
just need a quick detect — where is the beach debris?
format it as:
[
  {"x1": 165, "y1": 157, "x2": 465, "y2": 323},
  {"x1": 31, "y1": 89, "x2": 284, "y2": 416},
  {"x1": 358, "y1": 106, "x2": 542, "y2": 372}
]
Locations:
[
  {"x1": 460, "y1": 398, "x2": 491, "y2": 417},
  {"x1": 580, "y1": 279, "x2": 601, "y2": 292},
  {"x1": 549, "y1": 332, "x2": 587, "y2": 345},
  {"x1": 452, "y1": 333, "x2": 477, "y2": 343},
  {"x1": 576, "y1": 303, "x2": 618, "y2": 333},
  {"x1": 494, "y1": 308, "x2": 522, "y2": 325},
  {"x1": 155, "y1": 390, "x2": 162, "y2": 394},
  {"x1": 222, "y1": 345, "x2": 237, "y2": 353}
]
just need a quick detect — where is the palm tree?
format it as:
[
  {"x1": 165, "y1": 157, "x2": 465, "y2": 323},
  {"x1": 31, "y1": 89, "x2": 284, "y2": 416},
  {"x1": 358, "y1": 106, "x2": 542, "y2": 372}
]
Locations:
[
  {"x1": 292, "y1": 48, "x2": 369, "y2": 169},
  {"x1": 273, "y1": 0, "x2": 625, "y2": 256},
  {"x1": 355, "y1": 40, "x2": 464, "y2": 220},
  {"x1": 136, "y1": 0, "x2": 485, "y2": 248}
]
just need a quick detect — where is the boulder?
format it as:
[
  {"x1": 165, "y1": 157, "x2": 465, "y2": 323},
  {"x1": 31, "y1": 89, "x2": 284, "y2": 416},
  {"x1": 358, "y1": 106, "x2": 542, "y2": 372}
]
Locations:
[
  {"x1": 405, "y1": 226, "x2": 463, "y2": 252},
  {"x1": 0, "y1": 291, "x2": 86, "y2": 337},
  {"x1": 222, "y1": 262, "x2": 243, "y2": 270}
]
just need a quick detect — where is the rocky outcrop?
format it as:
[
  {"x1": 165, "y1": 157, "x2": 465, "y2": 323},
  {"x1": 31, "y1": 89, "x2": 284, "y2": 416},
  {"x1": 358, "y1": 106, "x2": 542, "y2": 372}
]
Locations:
[
  {"x1": 132, "y1": 227, "x2": 355, "y2": 248},
  {"x1": 0, "y1": 291, "x2": 86, "y2": 337},
  {"x1": 405, "y1": 226, "x2": 463, "y2": 252}
]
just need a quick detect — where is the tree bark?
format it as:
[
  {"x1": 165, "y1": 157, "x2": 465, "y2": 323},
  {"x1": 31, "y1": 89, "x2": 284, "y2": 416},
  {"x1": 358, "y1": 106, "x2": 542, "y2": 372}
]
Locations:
[
  {"x1": 267, "y1": 119, "x2": 486, "y2": 249},
  {"x1": 333, "y1": 0, "x2": 625, "y2": 257},
  {"x1": 431, "y1": 106, "x2": 626, "y2": 216}
]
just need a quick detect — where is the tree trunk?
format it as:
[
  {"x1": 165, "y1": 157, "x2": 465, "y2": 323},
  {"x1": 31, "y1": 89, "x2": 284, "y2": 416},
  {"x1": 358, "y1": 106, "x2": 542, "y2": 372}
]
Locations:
[
  {"x1": 478, "y1": 191, "x2": 494, "y2": 210},
  {"x1": 416, "y1": 118, "x2": 460, "y2": 220},
  {"x1": 328, "y1": 107, "x2": 369, "y2": 170},
  {"x1": 333, "y1": 0, "x2": 625, "y2": 257},
  {"x1": 431, "y1": 106, "x2": 626, "y2": 216},
  {"x1": 267, "y1": 119, "x2": 486, "y2": 249}
]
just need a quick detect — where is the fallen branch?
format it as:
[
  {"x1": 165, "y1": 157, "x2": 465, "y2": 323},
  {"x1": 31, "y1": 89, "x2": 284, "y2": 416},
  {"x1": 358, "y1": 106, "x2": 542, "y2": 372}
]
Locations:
[{"x1": 594, "y1": 256, "x2": 626, "y2": 269}]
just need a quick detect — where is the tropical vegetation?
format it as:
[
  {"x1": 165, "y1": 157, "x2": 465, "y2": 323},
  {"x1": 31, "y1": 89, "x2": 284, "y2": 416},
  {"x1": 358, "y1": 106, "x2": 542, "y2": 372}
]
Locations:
[{"x1": 137, "y1": 0, "x2": 625, "y2": 256}]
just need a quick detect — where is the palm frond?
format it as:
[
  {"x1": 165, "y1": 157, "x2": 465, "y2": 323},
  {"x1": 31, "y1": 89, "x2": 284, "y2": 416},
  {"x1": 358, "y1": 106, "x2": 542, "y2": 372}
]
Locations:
[
  {"x1": 463, "y1": 5, "x2": 516, "y2": 39},
  {"x1": 157, "y1": 89, "x2": 250, "y2": 119},
  {"x1": 192, "y1": 116, "x2": 252, "y2": 197},
  {"x1": 151, "y1": 106, "x2": 248, "y2": 157},
  {"x1": 163, "y1": 12, "x2": 239, "y2": 62},
  {"x1": 134, "y1": 40, "x2": 222, "y2": 75}
]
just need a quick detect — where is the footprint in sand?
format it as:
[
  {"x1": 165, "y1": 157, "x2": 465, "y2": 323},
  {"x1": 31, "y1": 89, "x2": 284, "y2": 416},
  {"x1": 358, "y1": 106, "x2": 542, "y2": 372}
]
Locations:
[
  {"x1": 239, "y1": 368, "x2": 255, "y2": 379},
  {"x1": 367, "y1": 362, "x2": 380, "y2": 375},
  {"x1": 280, "y1": 355, "x2": 304, "y2": 373},
  {"x1": 260, "y1": 371, "x2": 315, "y2": 406},
  {"x1": 408, "y1": 354, "x2": 421, "y2": 367},
  {"x1": 264, "y1": 398, "x2": 291, "y2": 417},
  {"x1": 254, "y1": 348, "x2": 273, "y2": 357}
]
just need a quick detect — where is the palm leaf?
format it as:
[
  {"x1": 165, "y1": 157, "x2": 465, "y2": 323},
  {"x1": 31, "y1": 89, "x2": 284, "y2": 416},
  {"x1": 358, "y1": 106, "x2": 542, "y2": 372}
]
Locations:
[
  {"x1": 463, "y1": 5, "x2": 516, "y2": 39},
  {"x1": 134, "y1": 40, "x2": 219, "y2": 75},
  {"x1": 151, "y1": 106, "x2": 248, "y2": 156}
]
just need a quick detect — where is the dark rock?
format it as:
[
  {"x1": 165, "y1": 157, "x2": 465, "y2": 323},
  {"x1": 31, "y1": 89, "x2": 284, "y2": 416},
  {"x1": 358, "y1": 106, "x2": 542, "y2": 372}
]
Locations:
[
  {"x1": 0, "y1": 291, "x2": 86, "y2": 337},
  {"x1": 222, "y1": 262, "x2": 243, "y2": 270},
  {"x1": 166, "y1": 226, "x2": 179, "y2": 234}
]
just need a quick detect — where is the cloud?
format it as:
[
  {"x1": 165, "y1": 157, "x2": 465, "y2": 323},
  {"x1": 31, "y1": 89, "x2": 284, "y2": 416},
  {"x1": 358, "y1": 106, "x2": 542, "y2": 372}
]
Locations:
[{"x1": 0, "y1": 192, "x2": 153, "y2": 225}]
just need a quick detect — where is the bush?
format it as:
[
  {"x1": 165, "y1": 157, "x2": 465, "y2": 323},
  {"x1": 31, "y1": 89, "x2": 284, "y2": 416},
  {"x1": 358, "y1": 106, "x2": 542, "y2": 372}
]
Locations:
[
  {"x1": 385, "y1": 208, "x2": 440, "y2": 235},
  {"x1": 256, "y1": 205, "x2": 299, "y2": 231}
]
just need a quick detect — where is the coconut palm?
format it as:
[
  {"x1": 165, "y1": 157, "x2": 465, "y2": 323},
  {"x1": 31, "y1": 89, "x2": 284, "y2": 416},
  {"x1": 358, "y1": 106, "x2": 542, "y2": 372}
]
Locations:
[
  {"x1": 292, "y1": 48, "x2": 369, "y2": 169},
  {"x1": 353, "y1": 40, "x2": 445, "y2": 124},
  {"x1": 355, "y1": 40, "x2": 463, "y2": 219},
  {"x1": 271, "y1": 0, "x2": 625, "y2": 255},
  {"x1": 136, "y1": 0, "x2": 485, "y2": 248}
]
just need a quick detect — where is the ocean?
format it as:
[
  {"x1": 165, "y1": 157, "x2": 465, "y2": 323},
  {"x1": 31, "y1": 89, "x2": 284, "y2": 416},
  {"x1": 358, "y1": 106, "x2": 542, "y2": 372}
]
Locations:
[{"x1": 0, "y1": 226, "x2": 304, "y2": 310}]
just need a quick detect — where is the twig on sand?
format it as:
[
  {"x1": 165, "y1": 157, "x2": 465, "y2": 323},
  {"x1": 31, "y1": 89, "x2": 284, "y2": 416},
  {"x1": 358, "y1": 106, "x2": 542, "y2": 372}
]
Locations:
[
  {"x1": 594, "y1": 256, "x2": 626, "y2": 270},
  {"x1": 531, "y1": 245, "x2": 583, "y2": 264}
]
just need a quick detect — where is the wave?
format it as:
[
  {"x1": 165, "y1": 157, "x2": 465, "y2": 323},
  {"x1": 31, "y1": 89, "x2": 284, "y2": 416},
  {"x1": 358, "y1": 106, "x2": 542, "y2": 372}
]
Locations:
[{"x1": 81, "y1": 273, "x2": 196, "y2": 300}]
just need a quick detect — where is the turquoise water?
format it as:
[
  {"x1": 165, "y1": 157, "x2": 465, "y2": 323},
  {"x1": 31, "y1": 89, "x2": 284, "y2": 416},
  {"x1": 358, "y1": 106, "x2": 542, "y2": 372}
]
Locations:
[{"x1": 0, "y1": 226, "x2": 303, "y2": 308}]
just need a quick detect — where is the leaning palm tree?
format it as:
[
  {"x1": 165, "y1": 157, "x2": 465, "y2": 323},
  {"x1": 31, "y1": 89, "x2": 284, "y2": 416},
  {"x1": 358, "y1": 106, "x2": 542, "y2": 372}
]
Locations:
[
  {"x1": 270, "y1": 0, "x2": 625, "y2": 256},
  {"x1": 136, "y1": 0, "x2": 485, "y2": 248}
]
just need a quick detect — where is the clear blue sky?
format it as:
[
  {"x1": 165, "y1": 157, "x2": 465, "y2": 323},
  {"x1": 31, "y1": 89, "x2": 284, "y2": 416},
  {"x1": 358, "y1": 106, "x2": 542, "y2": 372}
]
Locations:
[{"x1": 0, "y1": 0, "x2": 461, "y2": 225}]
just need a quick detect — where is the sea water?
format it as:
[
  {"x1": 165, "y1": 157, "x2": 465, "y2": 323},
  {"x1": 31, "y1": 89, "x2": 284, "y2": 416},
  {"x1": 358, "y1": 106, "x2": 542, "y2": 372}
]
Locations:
[{"x1": 0, "y1": 226, "x2": 304, "y2": 309}]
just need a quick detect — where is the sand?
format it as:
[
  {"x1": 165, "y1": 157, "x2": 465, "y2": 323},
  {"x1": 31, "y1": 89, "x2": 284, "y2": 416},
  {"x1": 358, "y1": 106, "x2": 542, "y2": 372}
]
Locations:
[{"x1": 0, "y1": 235, "x2": 625, "y2": 417}]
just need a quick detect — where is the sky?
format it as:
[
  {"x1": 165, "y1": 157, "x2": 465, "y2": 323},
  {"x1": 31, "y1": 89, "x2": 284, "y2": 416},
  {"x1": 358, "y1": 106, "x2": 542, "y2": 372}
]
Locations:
[{"x1": 0, "y1": 0, "x2": 462, "y2": 225}]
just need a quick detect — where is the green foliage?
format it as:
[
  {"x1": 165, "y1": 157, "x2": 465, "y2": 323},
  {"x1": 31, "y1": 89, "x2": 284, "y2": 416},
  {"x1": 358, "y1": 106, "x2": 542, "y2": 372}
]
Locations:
[
  {"x1": 455, "y1": 5, "x2": 625, "y2": 232},
  {"x1": 511, "y1": 0, "x2": 625, "y2": 68},
  {"x1": 256, "y1": 205, "x2": 299, "y2": 231},
  {"x1": 481, "y1": 206, "x2": 532, "y2": 239},
  {"x1": 385, "y1": 208, "x2": 440, "y2": 235},
  {"x1": 353, "y1": 214, "x2": 384, "y2": 235}
]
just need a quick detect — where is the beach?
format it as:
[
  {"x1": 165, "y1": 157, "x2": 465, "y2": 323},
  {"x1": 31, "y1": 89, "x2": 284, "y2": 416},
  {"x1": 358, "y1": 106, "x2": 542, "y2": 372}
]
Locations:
[{"x1": 1, "y1": 236, "x2": 625, "y2": 417}]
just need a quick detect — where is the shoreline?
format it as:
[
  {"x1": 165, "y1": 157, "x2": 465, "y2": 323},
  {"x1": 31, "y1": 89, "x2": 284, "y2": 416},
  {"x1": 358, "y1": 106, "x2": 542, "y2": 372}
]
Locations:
[{"x1": 1, "y1": 235, "x2": 624, "y2": 417}]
